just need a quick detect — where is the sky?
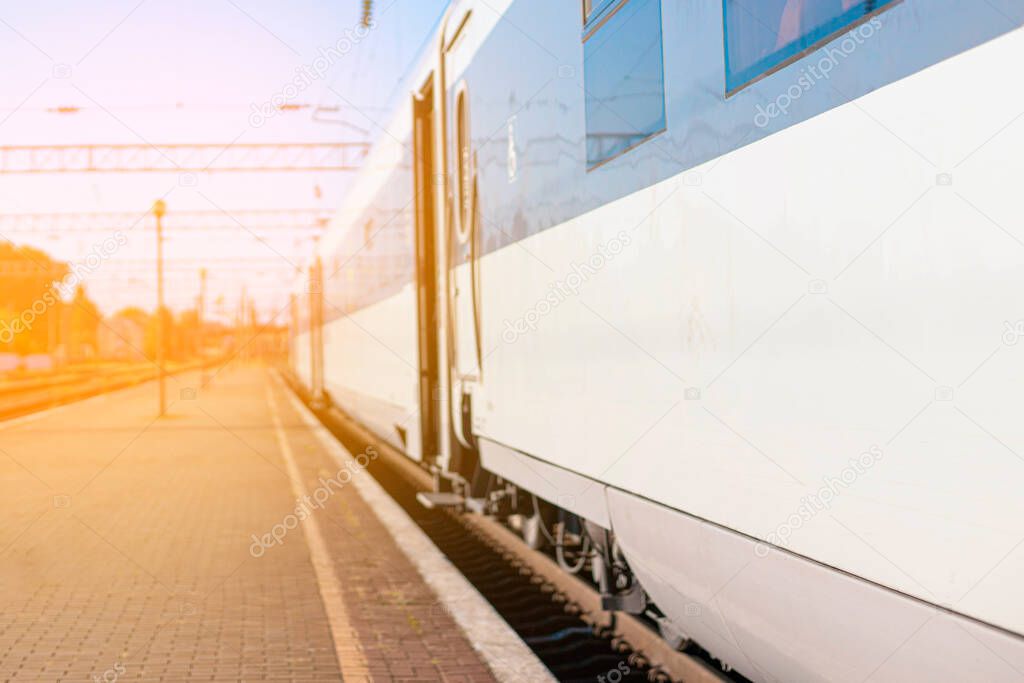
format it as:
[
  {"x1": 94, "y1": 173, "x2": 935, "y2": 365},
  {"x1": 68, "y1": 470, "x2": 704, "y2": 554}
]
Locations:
[{"x1": 0, "y1": 0, "x2": 449, "y2": 321}]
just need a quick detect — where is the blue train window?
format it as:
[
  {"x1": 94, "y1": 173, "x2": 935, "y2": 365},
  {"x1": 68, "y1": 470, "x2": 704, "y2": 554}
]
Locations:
[
  {"x1": 583, "y1": 0, "x2": 620, "y2": 25},
  {"x1": 723, "y1": 0, "x2": 899, "y2": 94},
  {"x1": 584, "y1": 0, "x2": 667, "y2": 169}
]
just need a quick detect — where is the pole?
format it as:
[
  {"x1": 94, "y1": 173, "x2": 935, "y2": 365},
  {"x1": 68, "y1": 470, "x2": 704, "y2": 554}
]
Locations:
[
  {"x1": 198, "y1": 268, "x2": 207, "y2": 382},
  {"x1": 234, "y1": 291, "x2": 241, "y2": 365},
  {"x1": 310, "y1": 258, "x2": 325, "y2": 408},
  {"x1": 240, "y1": 286, "x2": 247, "y2": 363},
  {"x1": 289, "y1": 293, "x2": 298, "y2": 372},
  {"x1": 154, "y1": 200, "x2": 167, "y2": 416},
  {"x1": 61, "y1": 303, "x2": 71, "y2": 366},
  {"x1": 47, "y1": 303, "x2": 56, "y2": 363}
]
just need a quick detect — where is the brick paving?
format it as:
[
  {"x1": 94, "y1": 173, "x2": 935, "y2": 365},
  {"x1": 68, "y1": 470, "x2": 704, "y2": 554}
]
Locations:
[{"x1": 0, "y1": 365, "x2": 497, "y2": 682}]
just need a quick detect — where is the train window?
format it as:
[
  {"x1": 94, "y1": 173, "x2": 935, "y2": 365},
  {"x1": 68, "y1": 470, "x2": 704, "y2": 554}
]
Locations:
[
  {"x1": 724, "y1": 0, "x2": 899, "y2": 94},
  {"x1": 455, "y1": 86, "x2": 472, "y2": 243},
  {"x1": 583, "y1": 0, "x2": 619, "y2": 26},
  {"x1": 583, "y1": 0, "x2": 666, "y2": 169},
  {"x1": 363, "y1": 218, "x2": 374, "y2": 249}
]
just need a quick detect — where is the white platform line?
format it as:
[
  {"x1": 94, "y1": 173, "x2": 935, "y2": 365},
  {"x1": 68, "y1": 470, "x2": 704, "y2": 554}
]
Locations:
[
  {"x1": 264, "y1": 380, "x2": 371, "y2": 680},
  {"x1": 274, "y1": 372, "x2": 557, "y2": 683}
]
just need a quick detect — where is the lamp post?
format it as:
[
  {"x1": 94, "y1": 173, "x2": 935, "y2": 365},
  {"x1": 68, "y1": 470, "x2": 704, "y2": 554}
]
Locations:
[
  {"x1": 153, "y1": 199, "x2": 167, "y2": 417},
  {"x1": 198, "y1": 268, "x2": 208, "y2": 384}
]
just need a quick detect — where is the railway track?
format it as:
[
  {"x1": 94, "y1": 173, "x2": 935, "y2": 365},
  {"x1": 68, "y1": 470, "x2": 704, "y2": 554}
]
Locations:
[
  {"x1": 283, "y1": 372, "x2": 740, "y2": 683},
  {"x1": 0, "y1": 359, "x2": 222, "y2": 421}
]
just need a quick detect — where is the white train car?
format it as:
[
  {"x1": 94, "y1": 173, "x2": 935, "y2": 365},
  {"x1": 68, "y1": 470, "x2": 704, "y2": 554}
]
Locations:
[{"x1": 293, "y1": 1, "x2": 1024, "y2": 680}]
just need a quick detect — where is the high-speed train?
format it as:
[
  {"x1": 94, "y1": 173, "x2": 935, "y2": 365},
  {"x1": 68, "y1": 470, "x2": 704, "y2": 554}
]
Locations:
[{"x1": 291, "y1": 1, "x2": 1024, "y2": 680}]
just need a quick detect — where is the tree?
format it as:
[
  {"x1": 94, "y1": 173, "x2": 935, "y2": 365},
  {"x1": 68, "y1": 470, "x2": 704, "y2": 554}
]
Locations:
[
  {"x1": 0, "y1": 243, "x2": 69, "y2": 355},
  {"x1": 69, "y1": 285, "x2": 99, "y2": 360},
  {"x1": 174, "y1": 309, "x2": 201, "y2": 360}
]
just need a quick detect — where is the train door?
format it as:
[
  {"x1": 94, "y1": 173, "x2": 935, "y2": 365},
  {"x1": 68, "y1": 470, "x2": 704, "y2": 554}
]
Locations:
[
  {"x1": 413, "y1": 77, "x2": 442, "y2": 465},
  {"x1": 446, "y1": 80, "x2": 483, "y2": 463},
  {"x1": 439, "y1": 8, "x2": 483, "y2": 482}
]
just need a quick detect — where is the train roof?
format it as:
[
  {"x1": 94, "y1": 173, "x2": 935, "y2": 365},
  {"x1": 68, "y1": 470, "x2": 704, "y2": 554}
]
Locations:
[{"x1": 309, "y1": 1, "x2": 463, "y2": 271}]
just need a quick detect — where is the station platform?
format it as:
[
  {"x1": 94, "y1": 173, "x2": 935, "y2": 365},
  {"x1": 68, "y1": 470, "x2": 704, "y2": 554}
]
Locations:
[{"x1": 0, "y1": 365, "x2": 546, "y2": 682}]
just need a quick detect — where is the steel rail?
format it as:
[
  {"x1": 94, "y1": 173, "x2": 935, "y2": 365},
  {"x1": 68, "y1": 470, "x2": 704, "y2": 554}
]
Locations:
[{"x1": 0, "y1": 358, "x2": 225, "y2": 421}]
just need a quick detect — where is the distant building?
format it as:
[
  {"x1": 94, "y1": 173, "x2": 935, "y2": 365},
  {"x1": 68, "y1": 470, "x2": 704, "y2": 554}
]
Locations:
[
  {"x1": 97, "y1": 314, "x2": 146, "y2": 361},
  {"x1": 0, "y1": 353, "x2": 19, "y2": 373}
]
